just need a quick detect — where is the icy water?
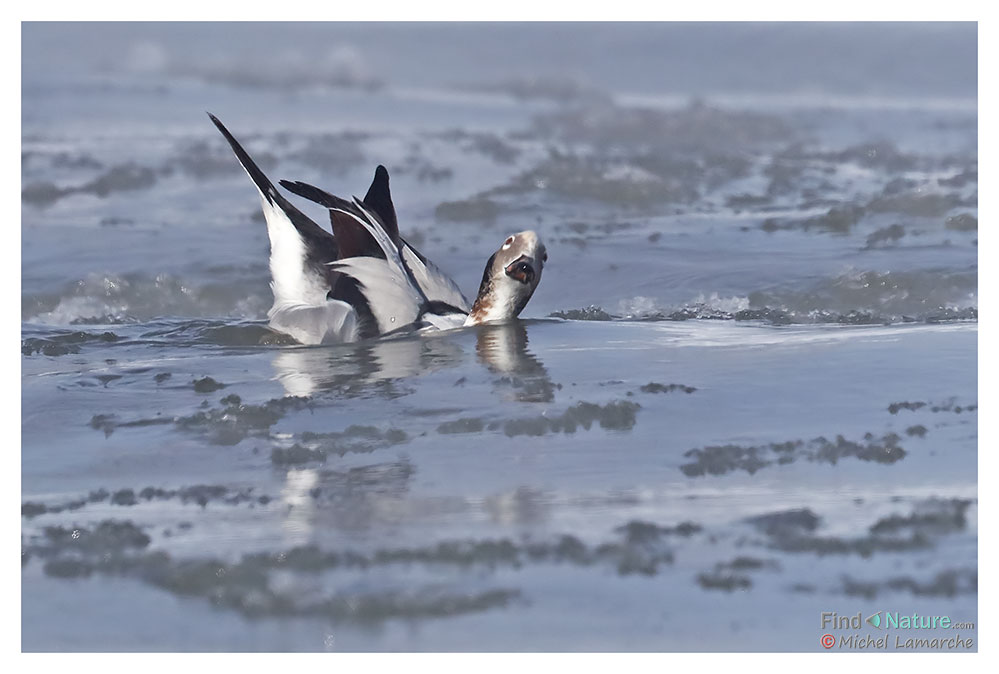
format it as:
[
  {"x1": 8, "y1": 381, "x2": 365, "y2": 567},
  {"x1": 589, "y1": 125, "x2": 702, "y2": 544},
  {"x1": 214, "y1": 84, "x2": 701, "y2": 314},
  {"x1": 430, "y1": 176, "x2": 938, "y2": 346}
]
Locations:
[{"x1": 21, "y1": 23, "x2": 977, "y2": 651}]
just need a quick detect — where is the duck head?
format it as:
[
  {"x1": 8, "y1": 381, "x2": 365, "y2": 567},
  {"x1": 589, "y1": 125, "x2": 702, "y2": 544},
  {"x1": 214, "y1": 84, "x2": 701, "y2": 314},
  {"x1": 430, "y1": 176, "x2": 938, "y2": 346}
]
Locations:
[{"x1": 465, "y1": 230, "x2": 547, "y2": 326}]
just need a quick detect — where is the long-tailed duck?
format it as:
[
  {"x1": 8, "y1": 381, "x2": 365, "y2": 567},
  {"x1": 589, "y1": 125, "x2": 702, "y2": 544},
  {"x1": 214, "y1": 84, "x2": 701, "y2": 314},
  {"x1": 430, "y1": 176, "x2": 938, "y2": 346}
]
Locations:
[{"x1": 210, "y1": 114, "x2": 546, "y2": 345}]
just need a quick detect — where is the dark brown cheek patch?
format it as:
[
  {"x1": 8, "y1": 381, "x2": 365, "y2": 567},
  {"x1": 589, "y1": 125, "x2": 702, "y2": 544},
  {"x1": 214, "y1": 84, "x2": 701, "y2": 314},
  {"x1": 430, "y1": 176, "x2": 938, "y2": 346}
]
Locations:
[{"x1": 504, "y1": 260, "x2": 531, "y2": 284}]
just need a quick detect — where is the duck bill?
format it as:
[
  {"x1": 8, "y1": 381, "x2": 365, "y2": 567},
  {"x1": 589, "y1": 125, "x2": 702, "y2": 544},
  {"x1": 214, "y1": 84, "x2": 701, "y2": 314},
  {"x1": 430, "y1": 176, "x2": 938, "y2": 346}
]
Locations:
[{"x1": 504, "y1": 255, "x2": 536, "y2": 285}]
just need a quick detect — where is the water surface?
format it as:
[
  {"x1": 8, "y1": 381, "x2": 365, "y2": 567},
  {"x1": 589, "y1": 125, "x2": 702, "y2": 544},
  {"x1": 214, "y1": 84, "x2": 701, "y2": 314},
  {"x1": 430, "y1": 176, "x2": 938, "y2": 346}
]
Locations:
[{"x1": 22, "y1": 22, "x2": 977, "y2": 652}]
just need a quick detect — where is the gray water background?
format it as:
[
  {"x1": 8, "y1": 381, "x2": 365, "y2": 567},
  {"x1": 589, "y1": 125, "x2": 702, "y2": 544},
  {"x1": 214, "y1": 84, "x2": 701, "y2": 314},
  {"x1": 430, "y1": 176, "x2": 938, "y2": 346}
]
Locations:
[{"x1": 22, "y1": 22, "x2": 977, "y2": 651}]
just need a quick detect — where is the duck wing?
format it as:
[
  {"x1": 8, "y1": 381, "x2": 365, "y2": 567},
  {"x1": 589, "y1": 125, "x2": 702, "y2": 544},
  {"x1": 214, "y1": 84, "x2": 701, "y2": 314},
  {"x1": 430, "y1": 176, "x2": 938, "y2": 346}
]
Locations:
[
  {"x1": 325, "y1": 199, "x2": 428, "y2": 333},
  {"x1": 279, "y1": 179, "x2": 379, "y2": 256},
  {"x1": 282, "y1": 172, "x2": 470, "y2": 313},
  {"x1": 360, "y1": 165, "x2": 400, "y2": 247},
  {"x1": 361, "y1": 166, "x2": 469, "y2": 311},
  {"x1": 399, "y1": 242, "x2": 471, "y2": 314}
]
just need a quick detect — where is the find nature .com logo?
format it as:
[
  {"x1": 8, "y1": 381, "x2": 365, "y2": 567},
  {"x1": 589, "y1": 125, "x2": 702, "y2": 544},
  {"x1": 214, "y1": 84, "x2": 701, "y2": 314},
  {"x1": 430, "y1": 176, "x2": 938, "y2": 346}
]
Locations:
[{"x1": 819, "y1": 611, "x2": 975, "y2": 651}]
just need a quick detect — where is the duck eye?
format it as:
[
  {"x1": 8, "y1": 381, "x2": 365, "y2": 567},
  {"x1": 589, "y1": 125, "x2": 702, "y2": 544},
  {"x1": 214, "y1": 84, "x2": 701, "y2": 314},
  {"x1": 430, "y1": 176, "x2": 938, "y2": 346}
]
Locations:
[{"x1": 542, "y1": 252, "x2": 548, "y2": 263}]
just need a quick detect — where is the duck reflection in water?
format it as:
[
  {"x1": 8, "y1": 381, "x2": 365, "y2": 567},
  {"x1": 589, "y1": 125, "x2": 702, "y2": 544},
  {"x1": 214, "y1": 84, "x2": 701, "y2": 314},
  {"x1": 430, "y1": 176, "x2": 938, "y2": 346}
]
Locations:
[
  {"x1": 475, "y1": 321, "x2": 555, "y2": 403},
  {"x1": 271, "y1": 320, "x2": 554, "y2": 403},
  {"x1": 270, "y1": 332, "x2": 465, "y2": 398},
  {"x1": 270, "y1": 321, "x2": 555, "y2": 541}
]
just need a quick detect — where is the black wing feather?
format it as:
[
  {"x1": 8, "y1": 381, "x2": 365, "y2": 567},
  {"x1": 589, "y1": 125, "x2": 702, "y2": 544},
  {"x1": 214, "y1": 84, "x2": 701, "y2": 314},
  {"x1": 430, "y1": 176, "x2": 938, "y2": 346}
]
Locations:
[
  {"x1": 280, "y1": 179, "x2": 387, "y2": 260},
  {"x1": 362, "y1": 165, "x2": 400, "y2": 246}
]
